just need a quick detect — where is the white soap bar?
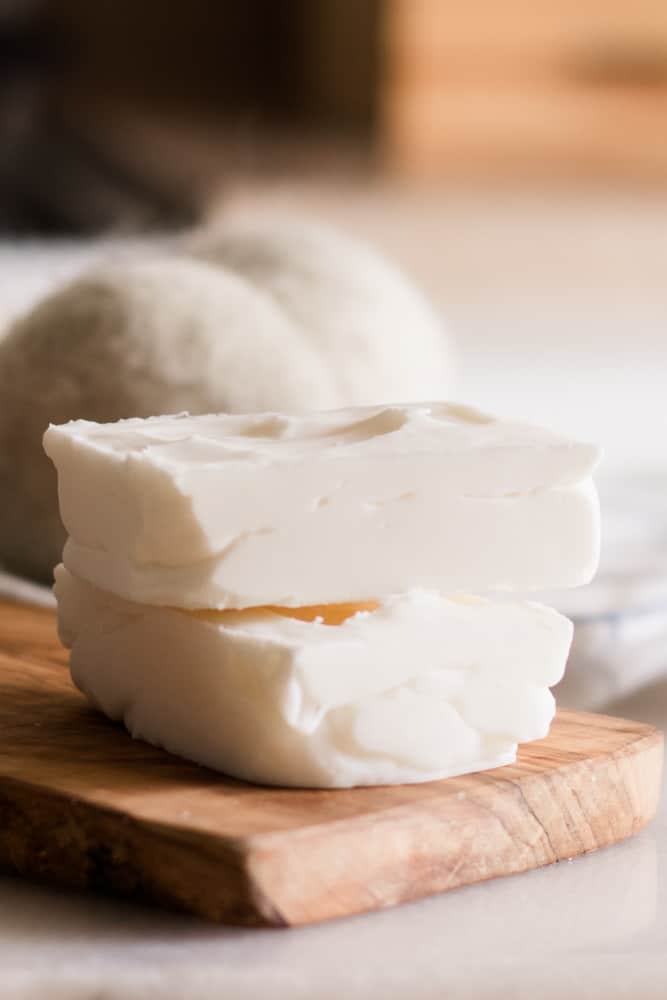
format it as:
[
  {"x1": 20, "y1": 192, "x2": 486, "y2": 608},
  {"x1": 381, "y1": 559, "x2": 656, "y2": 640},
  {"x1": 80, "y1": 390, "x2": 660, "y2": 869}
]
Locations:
[
  {"x1": 55, "y1": 566, "x2": 572, "y2": 788},
  {"x1": 44, "y1": 403, "x2": 600, "y2": 609}
]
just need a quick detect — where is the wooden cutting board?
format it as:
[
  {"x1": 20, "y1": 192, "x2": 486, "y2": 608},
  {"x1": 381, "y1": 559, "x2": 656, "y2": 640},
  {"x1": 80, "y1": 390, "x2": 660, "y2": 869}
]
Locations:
[{"x1": 0, "y1": 597, "x2": 662, "y2": 927}]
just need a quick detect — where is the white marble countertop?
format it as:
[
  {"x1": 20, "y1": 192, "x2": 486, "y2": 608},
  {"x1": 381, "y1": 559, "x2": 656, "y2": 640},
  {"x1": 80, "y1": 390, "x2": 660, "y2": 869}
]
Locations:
[{"x1": 2, "y1": 185, "x2": 667, "y2": 999}]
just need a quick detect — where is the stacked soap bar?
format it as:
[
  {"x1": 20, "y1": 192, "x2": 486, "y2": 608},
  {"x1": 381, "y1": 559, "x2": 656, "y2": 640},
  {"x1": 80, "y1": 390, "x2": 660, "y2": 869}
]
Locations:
[{"x1": 45, "y1": 403, "x2": 600, "y2": 788}]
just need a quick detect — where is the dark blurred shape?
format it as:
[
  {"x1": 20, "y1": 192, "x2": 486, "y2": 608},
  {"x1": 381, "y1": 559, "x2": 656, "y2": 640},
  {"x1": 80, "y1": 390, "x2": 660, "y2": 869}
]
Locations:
[
  {"x1": 0, "y1": 0, "x2": 380, "y2": 235},
  {"x1": 568, "y1": 40, "x2": 667, "y2": 88},
  {"x1": 0, "y1": 106, "x2": 204, "y2": 234},
  {"x1": 0, "y1": 0, "x2": 204, "y2": 233}
]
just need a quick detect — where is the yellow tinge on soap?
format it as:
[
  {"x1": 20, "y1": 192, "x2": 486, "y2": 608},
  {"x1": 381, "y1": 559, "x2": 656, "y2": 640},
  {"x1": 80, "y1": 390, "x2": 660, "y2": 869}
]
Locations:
[{"x1": 44, "y1": 402, "x2": 601, "y2": 788}]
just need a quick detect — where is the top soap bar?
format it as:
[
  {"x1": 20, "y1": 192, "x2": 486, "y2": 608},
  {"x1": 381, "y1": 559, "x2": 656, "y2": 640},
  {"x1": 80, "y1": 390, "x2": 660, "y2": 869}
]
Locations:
[{"x1": 44, "y1": 403, "x2": 600, "y2": 608}]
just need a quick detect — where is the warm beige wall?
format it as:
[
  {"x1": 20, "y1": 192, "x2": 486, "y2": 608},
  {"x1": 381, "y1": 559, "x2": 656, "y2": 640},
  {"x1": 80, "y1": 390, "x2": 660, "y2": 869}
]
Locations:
[{"x1": 381, "y1": 0, "x2": 667, "y2": 179}]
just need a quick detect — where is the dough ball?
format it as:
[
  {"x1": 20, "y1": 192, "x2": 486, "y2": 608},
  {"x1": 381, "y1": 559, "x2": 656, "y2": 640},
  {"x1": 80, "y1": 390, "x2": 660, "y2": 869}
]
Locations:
[{"x1": 0, "y1": 220, "x2": 450, "y2": 581}]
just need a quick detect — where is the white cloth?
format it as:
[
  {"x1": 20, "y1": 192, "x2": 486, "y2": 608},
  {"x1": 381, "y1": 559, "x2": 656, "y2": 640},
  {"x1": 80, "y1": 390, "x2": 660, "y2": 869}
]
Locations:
[
  {"x1": 0, "y1": 571, "x2": 55, "y2": 608},
  {"x1": 552, "y1": 474, "x2": 667, "y2": 710}
]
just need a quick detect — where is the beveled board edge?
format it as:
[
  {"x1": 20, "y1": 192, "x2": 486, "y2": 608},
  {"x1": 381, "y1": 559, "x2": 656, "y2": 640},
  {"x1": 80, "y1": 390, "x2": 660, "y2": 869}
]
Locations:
[
  {"x1": 0, "y1": 715, "x2": 661, "y2": 926},
  {"x1": 241, "y1": 716, "x2": 663, "y2": 925}
]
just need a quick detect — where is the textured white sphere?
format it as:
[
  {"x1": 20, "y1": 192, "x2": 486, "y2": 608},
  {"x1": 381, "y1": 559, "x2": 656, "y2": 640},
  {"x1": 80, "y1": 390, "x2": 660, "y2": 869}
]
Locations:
[{"x1": 0, "y1": 219, "x2": 450, "y2": 580}]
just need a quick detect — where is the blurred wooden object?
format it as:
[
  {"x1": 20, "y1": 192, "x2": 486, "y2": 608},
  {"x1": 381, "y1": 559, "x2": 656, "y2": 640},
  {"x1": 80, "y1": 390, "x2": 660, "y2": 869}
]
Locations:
[{"x1": 381, "y1": 0, "x2": 667, "y2": 179}]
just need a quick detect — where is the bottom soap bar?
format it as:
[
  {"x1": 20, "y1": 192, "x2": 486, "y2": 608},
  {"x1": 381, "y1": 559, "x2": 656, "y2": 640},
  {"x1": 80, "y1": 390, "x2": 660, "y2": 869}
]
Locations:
[{"x1": 55, "y1": 566, "x2": 573, "y2": 788}]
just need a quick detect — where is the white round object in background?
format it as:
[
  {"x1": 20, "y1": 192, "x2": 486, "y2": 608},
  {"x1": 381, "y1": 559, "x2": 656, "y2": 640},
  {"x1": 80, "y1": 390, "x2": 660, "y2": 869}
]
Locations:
[{"x1": 0, "y1": 219, "x2": 450, "y2": 581}]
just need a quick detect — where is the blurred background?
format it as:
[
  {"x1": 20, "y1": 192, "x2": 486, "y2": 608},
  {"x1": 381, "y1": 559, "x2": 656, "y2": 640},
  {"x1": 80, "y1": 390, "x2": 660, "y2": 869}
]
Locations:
[
  {"x1": 2, "y1": 1, "x2": 667, "y2": 219},
  {"x1": 1, "y1": 0, "x2": 667, "y2": 707},
  {"x1": 0, "y1": 0, "x2": 665, "y2": 460}
]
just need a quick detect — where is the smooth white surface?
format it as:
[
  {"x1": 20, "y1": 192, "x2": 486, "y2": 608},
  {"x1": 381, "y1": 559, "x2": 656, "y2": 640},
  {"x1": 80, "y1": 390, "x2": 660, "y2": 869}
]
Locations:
[
  {"x1": 56, "y1": 567, "x2": 568, "y2": 787},
  {"x1": 45, "y1": 402, "x2": 600, "y2": 607}
]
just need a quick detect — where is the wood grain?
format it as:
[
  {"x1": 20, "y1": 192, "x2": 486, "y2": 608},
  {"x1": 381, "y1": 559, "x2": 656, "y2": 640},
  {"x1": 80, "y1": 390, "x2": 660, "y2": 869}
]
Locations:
[{"x1": 0, "y1": 598, "x2": 662, "y2": 926}]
